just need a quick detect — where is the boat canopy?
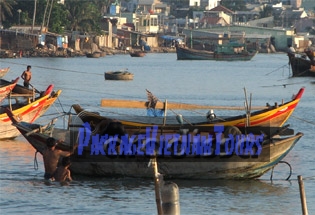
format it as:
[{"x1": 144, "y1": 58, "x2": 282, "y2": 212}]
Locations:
[{"x1": 159, "y1": 35, "x2": 184, "y2": 43}]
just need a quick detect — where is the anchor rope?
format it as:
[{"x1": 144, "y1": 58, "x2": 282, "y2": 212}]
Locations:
[
  {"x1": 291, "y1": 115, "x2": 315, "y2": 125},
  {"x1": 34, "y1": 151, "x2": 39, "y2": 170},
  {"x1": 265, "y1": 64, "x2": 289, "y2": 76},
  {"x1": 270, "y1": 160, "x2": 292, "y2": 181}
]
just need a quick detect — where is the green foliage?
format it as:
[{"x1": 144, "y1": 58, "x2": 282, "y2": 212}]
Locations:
[
  {"x1": 2, "y1": 0, "x2": 106, "y2": 34},
  {"x1": 0, "y1": 0, "x2": 17, "y2": 27},
  {"x1": 64, "y1": 0, "x2": 102, "y2": 33}
]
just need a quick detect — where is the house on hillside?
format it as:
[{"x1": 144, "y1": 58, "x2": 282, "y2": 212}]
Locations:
[{"x1": 205, "y1": 5, "x2": 234, "y2": 24}]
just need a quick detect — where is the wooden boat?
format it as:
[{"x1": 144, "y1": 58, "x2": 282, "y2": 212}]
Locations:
[
  {"x1": 0, "y1": 67, "x2": 10, "y2": 78},
  {"x1": 176, "y1": 43, "x2": 257, "y2": 61},
  {"x1": 0, "y1": 78, "x2": 19, "y2": 103},
  {"x1": 0, "y1": 84, "x2": 62, "y2": 139},
  {"x1": 86, "y1": 52, "x2": 101, "y2": 58},
  {"x1": 287, "y1": 48, "x2": 315, "y2": 77},
  {"x1": 7, "y1": 109, "x2": 303, "y2": 179},
  {"x1": 130, "y1": 51, "x2": 145, "y2": 57},
  {"x1": 95, "y1": 87, "x2": 305, "y2": 128},
  {"x1": 105, "y1": 71, "x2": 134, "y2": 81}
]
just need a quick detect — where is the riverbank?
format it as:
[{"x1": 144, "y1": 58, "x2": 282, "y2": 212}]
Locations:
[{"x1": 0, "y1": 46, "x2": 177, "y2": 58}]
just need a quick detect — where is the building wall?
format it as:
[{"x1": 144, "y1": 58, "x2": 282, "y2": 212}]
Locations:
[
  {"x1": 190, "y1": 0, "x2": 200, "y2": 7},
  {"x1": 136, "y1": 14, "x2": 159, "y2": 33},
  {"x1": 290, "y1": 0, "x2": 302, "y2": 9},
  {"x1": 0, "y1": 30, "x2": 37, "y2": 50},
  {"x1": 186, "y1": 26, "x2": 293, "y2": 51},
  {"x1": 207, "y1": 0, "x2": 221, "y2": 10}
]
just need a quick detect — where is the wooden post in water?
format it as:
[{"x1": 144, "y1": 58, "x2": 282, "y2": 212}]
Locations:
[
  {"x1": 298, "y1": 175, "x2": 308, "y2": 215},
  {"x1": 152, "y1": 157, "x2": 163, "y2": 215}
]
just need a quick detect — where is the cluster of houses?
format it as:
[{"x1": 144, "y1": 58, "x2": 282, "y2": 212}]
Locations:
[{"x1": 0, "y1": 0, "x2": 314, "y2": 57}]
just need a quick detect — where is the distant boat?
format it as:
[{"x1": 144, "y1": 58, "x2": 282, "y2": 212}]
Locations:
[
  {"x1": 105, "y1": 70, "x2": 134, "y2": 81},
  {"x1": 0, "y1": 84, "x2": 62, "y2": 139},
  {"x1": 176, "y1": 43, "x2": 257, "y2": 61},
  {"x1": 287, "y1": 48, "x2": 315, "y2": 77},
  {"x1": 0, "y1": 77, "x2": 19, "y2": 103},
  {"x1": 86, "y1": 52, "x2": 101, "y2": 58},
  {"x1": 129, "y1": 51, "x2": 145, "y2": 57},
  {"x1": 0, "y1": 67, "x2": 10, "y2": 78}
]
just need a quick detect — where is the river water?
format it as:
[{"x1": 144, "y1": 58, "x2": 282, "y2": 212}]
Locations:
[{"x1": 0, "y1": 53, "x2": 314, "y2": 214}]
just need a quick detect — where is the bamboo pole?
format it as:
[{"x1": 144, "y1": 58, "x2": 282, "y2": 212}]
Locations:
[
  {"x1": 152, "y1": 157, "x2": 163, "y2": 215},
  {"x1": 100, "y1": 99, "x2": 268, "y2": 111},
  {"x1": 298, "y1": 175, "x2": 308, "y2": 215},
  {"x1": 163, "y1": 99, "x2": 167, "y2": 126}
]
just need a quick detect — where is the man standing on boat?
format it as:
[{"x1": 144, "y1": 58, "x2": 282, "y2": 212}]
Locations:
[
  {"x1": 43, "y1": 137, "x2": 73, "y2": 181},
  {"x1": 21, "y1": 65, "x2": 32, "y2": 88}
]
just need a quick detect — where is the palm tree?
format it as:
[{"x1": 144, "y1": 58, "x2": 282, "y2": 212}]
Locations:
[
  {"x1": 65, "y1": 0, "x2": 101, "y2": 32},
  {"x1": 0, "y1": 0, "x2": 17, "y2": 27}
]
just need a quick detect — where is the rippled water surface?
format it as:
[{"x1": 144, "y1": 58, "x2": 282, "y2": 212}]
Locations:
[{"x1": 1, "y1": 53, "x2": 314, "y2": 214}]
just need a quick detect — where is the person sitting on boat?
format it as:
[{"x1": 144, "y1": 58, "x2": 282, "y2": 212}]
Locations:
[
  {"x1": 287, "y1": 45, "x2": 296, "y2": 54},
  {"x1": 42, "y1": 137, "x2": 72, "y2": 181},
  {"x1": 53, "y1": 156, "x2": 72, "y2": 183},
  {"x1": 21, "y1": 65, "x2": 32, "y2": 88}
]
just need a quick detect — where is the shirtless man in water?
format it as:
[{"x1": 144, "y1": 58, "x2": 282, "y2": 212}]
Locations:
[
  {"x1": 43, "y1": 137, "x2": 72, "y2": 181},
  {"x1": 54, "y1": 157, "x2": 72, "y2": 183},
  {"x1": 21, "y1": 65, "x2": 32, "y2": 88}
]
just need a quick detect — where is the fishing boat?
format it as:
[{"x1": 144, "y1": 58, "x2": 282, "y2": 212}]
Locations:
[
  {"x1": 105, "y1": 71, "x2": 134, "y2": 81},
  {"x1": 287, "y1": 48, "x2": 315, "y2": 77},
  {"x1": 0, "y1": 84, "x2": 62, "y2": 139},
  {"x1": 176, "y1": 43, "x2": 257, "y2": 61},
  {"x1": 130, "y1": 51, "x2": 145, "y2": 57},
  {"x1": 0, "y1": 78, "x2": 19, "y2": 103},
  {"x1": 93, "y1": 87, "x2": 305, "y2": 128},
  {"x1": 86, "y1": 52, "x2": 101, "y2": 58},
  {"x1": 0, "y1": 67, "x2": 10, "y2": 78},
  {"x1": 6, "y1": 108, "x2": 303, "y2": 179}
]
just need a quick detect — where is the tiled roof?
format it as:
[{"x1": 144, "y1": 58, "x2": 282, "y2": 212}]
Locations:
[{"x1": 209, "y1": 5, "x2": 234, "y2": 14}]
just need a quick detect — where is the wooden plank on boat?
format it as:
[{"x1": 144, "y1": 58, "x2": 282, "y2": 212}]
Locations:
[{"x1": 100, "y1": 99, "x2": 269, "y2": 110}]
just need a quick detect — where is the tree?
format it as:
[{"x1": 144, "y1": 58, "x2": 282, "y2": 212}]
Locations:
[
  {"x1": 0, "y1": 0, "x2": 17, "y2": 28},
  {"x1": 49, "y1": 2, "x2": 69, "y2": 33},
  {"x1": 65, "y1": 0, "x2": 101, "y2": 33}
]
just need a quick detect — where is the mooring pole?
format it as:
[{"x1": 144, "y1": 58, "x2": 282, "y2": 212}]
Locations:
[
  {"x1": 298, "y1": 175, "x2": 308, "y2": 215},
  {"x1": 161, "y1": 181, "x2": 180, "y2": 215},
  {"x1": 152, "y1": 157, "x2": 163, "y2": 215}
]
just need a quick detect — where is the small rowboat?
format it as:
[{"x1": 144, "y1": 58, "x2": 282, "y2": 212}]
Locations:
[
  {"x1": 104, "y1": 71, "x2": 134, "y2": 81},
  {"x1": 0, "y1": 67, "x2": 10, "y2": 78},
  {"x1": 0, "y1": 77, "x2": 19, "y2": 103},
  {"x1": 130, "y1": 51, "x2": 145, "y2": 57},
  {"x1": 86, "y1": 52, "x2": 101, "y2": 58}
]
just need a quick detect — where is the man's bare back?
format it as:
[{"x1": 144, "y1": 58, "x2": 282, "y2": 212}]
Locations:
[{"x1": 43, "y1": 137, "x2": 71, "y2": 180}]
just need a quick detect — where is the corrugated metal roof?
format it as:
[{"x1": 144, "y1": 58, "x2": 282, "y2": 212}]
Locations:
[{"x1": 138, "y1": 0, "x2": 155, "y2": 5}]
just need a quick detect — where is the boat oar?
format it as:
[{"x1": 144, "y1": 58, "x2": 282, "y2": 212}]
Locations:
[{"x1": 29, "y1": 83, "x2": 41, "y2": 94}]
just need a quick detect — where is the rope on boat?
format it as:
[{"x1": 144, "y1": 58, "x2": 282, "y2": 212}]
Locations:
[
  {"x1": 34, "y1": 151, "x2": 39, "y2": 170},
  {"x1": 270, "y1": 161, "x2": 292, "y2": 181},
  {"x1": 0, "y1": 59, "x2": 103, "y2": 76},
  {"x1": 291, "y1": 115, "x2": 315, "y2": 126},
  {"x1": 265, "y1": 64, "x2": 289, "y2": 76}
]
